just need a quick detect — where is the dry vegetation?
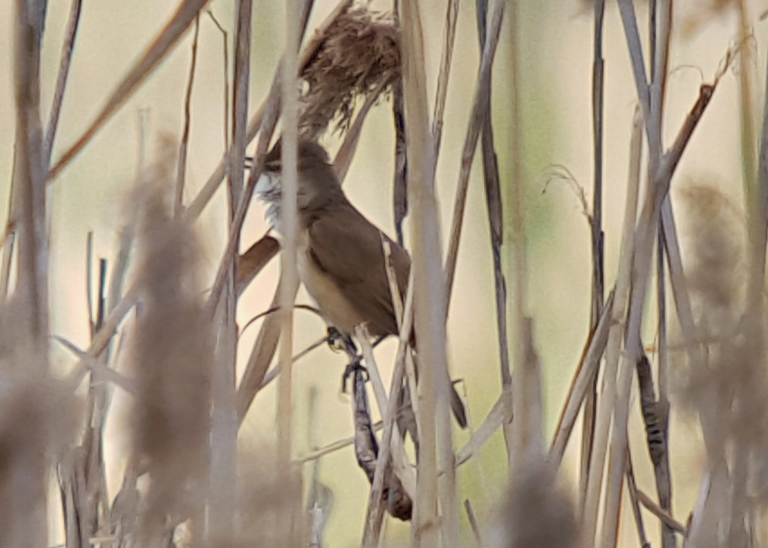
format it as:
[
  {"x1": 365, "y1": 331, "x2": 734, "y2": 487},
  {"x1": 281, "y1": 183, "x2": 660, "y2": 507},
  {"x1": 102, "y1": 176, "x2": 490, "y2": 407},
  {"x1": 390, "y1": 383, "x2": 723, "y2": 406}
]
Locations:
[{"x1": 5, "y1": 0, "x2": 768, "y2": 547}]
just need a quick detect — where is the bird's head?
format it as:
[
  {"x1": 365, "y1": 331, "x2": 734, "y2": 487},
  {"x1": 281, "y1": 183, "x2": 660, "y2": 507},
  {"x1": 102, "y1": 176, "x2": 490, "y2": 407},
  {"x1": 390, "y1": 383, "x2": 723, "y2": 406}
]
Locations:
[{"x1": 255, "y1": 139, "x2": 344, "y2": 233}]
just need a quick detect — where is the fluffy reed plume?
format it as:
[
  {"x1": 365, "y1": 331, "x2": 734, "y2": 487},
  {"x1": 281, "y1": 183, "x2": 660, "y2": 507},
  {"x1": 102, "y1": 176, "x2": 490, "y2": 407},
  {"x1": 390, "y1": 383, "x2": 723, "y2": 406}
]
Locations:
[
  {"x1": 224, "y1": 452, "x2": 306, "y2": 548},
  {"x1": 0, "y1": 299, "x2": 75, "y2": 548},
  {"x1": 674, "y1": 184, "x2": 768, "y2": 546},
  {"x1": 492, "y1": 462, "x2": 579, "y2": 548},
  {"x1": 126, "y1": 153, "x2": 214, "y2": 545},
  {"x1": 299, "y1": 6, "x2": 400, "y2": 138}
]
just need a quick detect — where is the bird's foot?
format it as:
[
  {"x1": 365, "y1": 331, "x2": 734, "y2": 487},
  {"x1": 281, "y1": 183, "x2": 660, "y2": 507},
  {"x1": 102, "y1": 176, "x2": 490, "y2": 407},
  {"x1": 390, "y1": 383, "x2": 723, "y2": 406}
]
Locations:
[{"x1": 327, "y1": 326, "x2": 357, "y2": 355}]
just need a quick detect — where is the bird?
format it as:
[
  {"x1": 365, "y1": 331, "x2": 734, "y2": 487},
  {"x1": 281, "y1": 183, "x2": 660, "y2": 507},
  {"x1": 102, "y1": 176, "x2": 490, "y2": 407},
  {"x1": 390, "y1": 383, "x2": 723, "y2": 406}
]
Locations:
[{"x1": 254, "y1": 138, "x2": 467, "y2": 429}]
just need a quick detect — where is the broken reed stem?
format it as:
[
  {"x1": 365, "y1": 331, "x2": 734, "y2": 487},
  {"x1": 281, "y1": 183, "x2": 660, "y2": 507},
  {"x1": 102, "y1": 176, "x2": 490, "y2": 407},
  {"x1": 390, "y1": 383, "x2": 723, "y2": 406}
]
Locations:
[
  {"x1": 277, "y1": 0, "x2": 301, "y2": 473},
  {"x1": 464, "y1": 499, "x2": 485, "y2": 548},
  {"x1": 581, "y1": 0, "x2": 605, "y2": 507},
  {"x1": 174, "y1": 15, "x2": 200, "y2": 217}
]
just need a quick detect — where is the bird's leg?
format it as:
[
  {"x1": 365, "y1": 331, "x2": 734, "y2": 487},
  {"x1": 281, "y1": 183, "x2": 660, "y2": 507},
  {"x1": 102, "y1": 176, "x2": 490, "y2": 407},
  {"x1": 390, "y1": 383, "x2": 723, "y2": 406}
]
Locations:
[{"x1": 327, "y1": 327, "x2": 365, "y2": 393}]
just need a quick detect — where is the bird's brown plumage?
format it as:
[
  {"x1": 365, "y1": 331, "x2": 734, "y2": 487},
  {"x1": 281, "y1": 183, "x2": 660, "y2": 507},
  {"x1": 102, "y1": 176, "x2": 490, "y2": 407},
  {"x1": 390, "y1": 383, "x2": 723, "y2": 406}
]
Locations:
[{"x1": 256, "y1": 139, "x2": 467, "y2": 428}]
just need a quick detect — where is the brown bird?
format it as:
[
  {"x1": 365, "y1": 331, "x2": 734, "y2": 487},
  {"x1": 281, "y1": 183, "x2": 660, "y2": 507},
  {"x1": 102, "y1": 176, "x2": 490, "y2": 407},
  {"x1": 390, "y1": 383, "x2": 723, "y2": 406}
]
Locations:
[{"x1": 255, "y1": 139, "x2": 467, "y2": 428}]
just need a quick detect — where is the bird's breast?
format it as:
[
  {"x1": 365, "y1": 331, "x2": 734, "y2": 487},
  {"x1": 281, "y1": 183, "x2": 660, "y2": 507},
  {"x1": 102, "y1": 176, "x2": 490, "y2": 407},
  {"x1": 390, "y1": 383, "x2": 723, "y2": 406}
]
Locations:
[{"x1": 296, "y1": 231, "x2": 365, "y2": 334}]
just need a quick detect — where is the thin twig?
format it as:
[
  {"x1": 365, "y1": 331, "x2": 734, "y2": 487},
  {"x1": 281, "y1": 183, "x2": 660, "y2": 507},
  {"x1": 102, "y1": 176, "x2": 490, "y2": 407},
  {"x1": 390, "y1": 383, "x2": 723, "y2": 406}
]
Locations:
[
  {"x1": 206, "y1": 10, "x2": 230, "y2": 153},
  {"x1": 175, "y1": 15, "x2": 201, "y2": 217},
  {"x1": 44, "y1": 0, "x2": 83, "y2": 169},
  {"x1": 430, "y1": 0, "x2": 459, "y2": 161},
  {"x1": 636, "y1": 489, "x2": 688, "y2": 536},
  {"x1": 625, "y1": 451, "x2": 651, "y2": 548},
  {"x1": 444, "y1": 0, "x2": 505, "y2": 305}
]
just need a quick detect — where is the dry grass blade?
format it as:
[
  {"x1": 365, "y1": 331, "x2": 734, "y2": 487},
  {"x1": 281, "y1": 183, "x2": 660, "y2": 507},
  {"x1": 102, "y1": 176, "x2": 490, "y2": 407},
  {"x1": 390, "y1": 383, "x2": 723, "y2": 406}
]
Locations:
[
  {"x1": 55, "y1": 336, "x2": 137, "y2": 395},
  {"x1": 235, "y1": 234, "x2": 280, "y2": 295},
  {"x1": 456, "y1": 390, "x2": 510, "y2": 466},
  {"x1": 236, "y1": 278, "x2": 298, "y2": 424},
  {"x1": 48, "y1": 0, "x2": 212, "y2": 180},
  {"x1": 549, "y1": 290, "x2": 614, "y2": 465},
  {"x1": 444, "y1": 0, "x2": 505, "y2": 305},
  {"x1": 635, "y1": 489, "x2": 687, "y2": 536}
]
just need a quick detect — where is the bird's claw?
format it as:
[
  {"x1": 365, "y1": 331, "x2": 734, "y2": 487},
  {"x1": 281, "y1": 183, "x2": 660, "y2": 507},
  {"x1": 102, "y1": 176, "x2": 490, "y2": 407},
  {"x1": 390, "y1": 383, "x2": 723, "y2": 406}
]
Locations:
[{"x1": 327, "y1": 327, "x2": 357, "y2": 355}]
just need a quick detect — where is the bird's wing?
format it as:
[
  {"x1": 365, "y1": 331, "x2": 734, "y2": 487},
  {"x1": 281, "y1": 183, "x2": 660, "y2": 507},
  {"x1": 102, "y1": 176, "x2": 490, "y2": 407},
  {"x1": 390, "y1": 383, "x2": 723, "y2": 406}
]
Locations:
[{"x1": 307, "y1": 204, "x2": 411, "y2": 336}]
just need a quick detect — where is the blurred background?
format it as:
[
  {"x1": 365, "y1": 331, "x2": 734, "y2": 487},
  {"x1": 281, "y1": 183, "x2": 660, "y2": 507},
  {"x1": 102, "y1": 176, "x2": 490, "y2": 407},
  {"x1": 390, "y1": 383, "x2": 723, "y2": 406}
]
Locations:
[{"x1": 0, "y1": 0, "x2": 760, "y2": 546}]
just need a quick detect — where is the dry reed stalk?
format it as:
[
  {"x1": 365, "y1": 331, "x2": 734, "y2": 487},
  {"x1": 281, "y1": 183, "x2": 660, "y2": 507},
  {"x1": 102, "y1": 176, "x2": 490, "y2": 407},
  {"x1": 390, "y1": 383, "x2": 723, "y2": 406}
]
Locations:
[
  {"x1": 8, "y1": 4, "x2": 50, "y2": 544},
  {"x1": 503, "y1": 0, "x2": 527, "y2": 468},
  {"x1": 650, "y1": 18, "x2": 676, "y2": 543},
  {"x1": 581, "y1": 0, "x2": 606, "y2": 506},
  {"x1": 208, "y1": 1, "x2": 253, "y2": 537},
  {"x1": 549, "y1": 290, "x2": 613, "y2": 465},
  {"x1": 581, "y1": 106, "x2": 643, "y2": 547},
  {"x1": 398, "y1": 1, "x2": 458, "y2": 547}
]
